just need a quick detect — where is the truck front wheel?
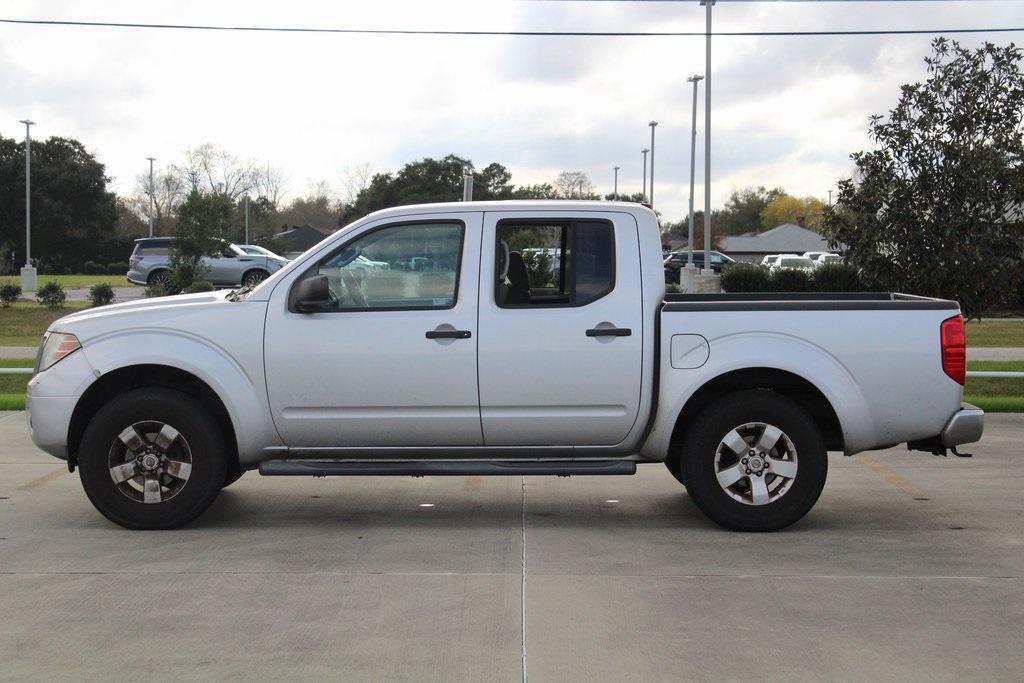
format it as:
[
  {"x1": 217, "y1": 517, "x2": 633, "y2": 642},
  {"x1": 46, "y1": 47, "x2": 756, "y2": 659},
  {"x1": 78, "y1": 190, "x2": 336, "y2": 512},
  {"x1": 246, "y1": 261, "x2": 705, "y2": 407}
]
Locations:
[
  {"x1": 680, "y1": 390, "x2": 827, "y2": 532},
  {"x1": 77, "y1": 388, "x2": 228, "y2": 529}
]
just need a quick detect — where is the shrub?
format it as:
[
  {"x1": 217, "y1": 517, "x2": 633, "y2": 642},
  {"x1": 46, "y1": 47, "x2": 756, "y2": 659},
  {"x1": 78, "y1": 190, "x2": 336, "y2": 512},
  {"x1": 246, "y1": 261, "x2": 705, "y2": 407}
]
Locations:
[
  {"x1": 36, "y1": 281, "x2": 66, "y2": 309},
  {"x1": 144, "y1": 284, "x2": 170, "y2": 298},
  {"x1": 0, "y1": 283, "x2": 21, "y2": 307},
  {"x1": 721, "y1": 262, "x2": 770, "y2": 292},
  {"x1": 107, "y1": 262, "x2": 129, "y2": 275},
  {"x1": 88, "y1": 282, "x2": 116, "y2": 307},
  {"x1": 769, "y1": 268, "x2": 811, "y2": 292},
  {"x1": 810, "y1": 262, "x2": 865, "y2": 292},
  {"x1": 665, "y1": 282, "x2": 682, "y2": 294},
  {"x1": 186, "y1": 280, "x2": 215, "y2": 293},
  {"x1": 83, "y1": 261, "x2": 105, "y2": 275}
]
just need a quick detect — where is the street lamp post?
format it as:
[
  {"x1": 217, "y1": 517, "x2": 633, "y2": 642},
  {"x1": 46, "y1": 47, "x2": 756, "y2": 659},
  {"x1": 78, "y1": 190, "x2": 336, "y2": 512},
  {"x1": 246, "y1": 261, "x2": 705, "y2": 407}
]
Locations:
[
  {"x1": 19, "y1": 119, "x2": 36, "y2": 292},
  {"x1": 146, "y1": 157, "x2": 156, "y2": 238},
  {"x1": 641, "y1": 148, "x2": 649, "y2": 202},
  {"x1": 685, "y1": 74, "x2": 704, "y2": 269},
  {"x1": 648, "y1": 121, "x2": 658, "y2": 207},
  {"x1": 244, "y1": 195, "x2": 250, "y2": 245},
  {"x1": 462, "y1": 168, "x2": 473, "y2": 201},
  {"x1": 701, "y1": 0, "x2": 716, "y2": 278},
  {"x1": 613, "y1": 166, "x2": 620, "y2": 200}
]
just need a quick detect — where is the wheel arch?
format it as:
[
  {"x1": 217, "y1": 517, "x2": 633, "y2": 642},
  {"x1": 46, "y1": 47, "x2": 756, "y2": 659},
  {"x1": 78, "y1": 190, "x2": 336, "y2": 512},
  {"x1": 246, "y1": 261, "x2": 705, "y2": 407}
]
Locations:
[
  {"x1": 67, "y1": 364, "x2": 239, "y2": 472},
  {"x1": 666, "y1": 368, "x2": 845, "y2": 465}
]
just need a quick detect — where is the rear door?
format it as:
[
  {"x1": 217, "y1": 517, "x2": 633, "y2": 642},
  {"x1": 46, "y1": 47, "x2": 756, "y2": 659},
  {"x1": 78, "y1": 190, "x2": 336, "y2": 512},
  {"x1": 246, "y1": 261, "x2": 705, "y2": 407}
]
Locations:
[{"x1": 477, "y1": 211, "x2": 644, "y2": 446}]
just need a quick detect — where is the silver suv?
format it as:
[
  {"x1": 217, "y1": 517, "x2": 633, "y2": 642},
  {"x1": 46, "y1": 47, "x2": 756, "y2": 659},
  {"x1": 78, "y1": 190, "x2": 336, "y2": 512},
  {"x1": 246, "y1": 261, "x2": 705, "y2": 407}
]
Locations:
[{"x1": 127, "y1": 238, "x2": 287, "y2": 289}]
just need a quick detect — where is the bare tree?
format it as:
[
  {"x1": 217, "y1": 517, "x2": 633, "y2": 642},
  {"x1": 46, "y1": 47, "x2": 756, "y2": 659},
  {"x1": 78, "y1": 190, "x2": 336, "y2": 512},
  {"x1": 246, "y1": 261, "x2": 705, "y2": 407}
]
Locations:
[
  {"x1": 339, "y1": 163, "x2": 373, "y2": 205},
  {"x1": 130, "y1": 165, "x2": 186, "y2": 234},
  {"x1": 553, "y1": 171, "x2": 594, "y2": 199},
  {"x1": 253, "y1": 162, "x2": 288, "y2": 211},
  {"x1": 177, "y1": 143, "x2": 257, "y2": 200}
]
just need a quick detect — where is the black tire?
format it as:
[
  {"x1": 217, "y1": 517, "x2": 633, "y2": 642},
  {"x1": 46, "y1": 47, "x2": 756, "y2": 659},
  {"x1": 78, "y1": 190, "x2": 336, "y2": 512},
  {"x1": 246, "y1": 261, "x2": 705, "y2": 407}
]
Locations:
[
  {"x1": 242, "y1": 269, "x2": 268, "y2": 287},
  {"x1": 222, "y1": 463, "x2": 244, "y2": 488},
  {"x1": 147, "y1": 269, "x2": 175, "y2": 292},
  {"x1": 680, "y1": 390, "x2": 827, "y2": 532},
  {"x1": 78, "y1": 388, "x2": 227, "y2": 530}
]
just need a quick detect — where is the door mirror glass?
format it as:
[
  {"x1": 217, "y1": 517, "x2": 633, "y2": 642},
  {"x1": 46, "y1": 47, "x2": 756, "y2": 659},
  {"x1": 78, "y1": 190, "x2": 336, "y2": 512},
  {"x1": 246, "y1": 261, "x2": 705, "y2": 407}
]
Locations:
[{"x1": 294, "y1": 275, "x2": 332, "y2": 312}]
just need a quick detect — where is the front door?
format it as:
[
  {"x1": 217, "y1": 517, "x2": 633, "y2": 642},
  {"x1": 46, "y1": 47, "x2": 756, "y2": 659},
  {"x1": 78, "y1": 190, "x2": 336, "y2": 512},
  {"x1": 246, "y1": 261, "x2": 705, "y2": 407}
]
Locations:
[
  {"x1": 264, "y1": 213, "x2": 483, "y2": 448},
  {"x1": 477, "y1": 211, "x2": 644, "y2": 446}
]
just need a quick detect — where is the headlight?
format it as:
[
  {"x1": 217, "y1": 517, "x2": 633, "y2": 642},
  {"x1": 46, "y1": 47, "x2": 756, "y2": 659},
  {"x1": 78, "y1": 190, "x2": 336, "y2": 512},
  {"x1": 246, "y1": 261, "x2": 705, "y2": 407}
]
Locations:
[{"x1": 36, "y1": 332, "x2": 81, "y2": 373}]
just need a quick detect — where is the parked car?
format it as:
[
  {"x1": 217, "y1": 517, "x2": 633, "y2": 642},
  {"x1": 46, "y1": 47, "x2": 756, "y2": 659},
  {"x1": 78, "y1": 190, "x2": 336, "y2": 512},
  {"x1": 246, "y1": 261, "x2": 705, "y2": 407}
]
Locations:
[
  {"x1": 760, "y1": 254, "x2": 781, "y2": 268},
  {"x1": 239, "y1": 244, "x2": 288, "y2": 260},
  {"x1": 814, "y1": 253, "x2": 842, "y2": 268},
  {"x1": 30, "y1": 201, "x2": 982, "y2": 532},
  {"x1": 802, "y1": 251, "x2": 831, "y2": 262},
  {"x1": 664, "y1": 250, "x2": 735, "y2": 283},
  {"x1": 127, "y1": 238, "x2": 288, "y2": 289},
  {"x1": 770, "y1": 255, "x2": 816, "y2": 274}
]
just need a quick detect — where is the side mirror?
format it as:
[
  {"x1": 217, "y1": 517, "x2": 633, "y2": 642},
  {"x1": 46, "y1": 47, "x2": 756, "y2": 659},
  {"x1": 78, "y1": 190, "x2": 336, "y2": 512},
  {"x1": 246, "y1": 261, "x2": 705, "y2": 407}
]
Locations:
[{"x1": 294, "y1": 275, "x2": 331, "y2": 313}]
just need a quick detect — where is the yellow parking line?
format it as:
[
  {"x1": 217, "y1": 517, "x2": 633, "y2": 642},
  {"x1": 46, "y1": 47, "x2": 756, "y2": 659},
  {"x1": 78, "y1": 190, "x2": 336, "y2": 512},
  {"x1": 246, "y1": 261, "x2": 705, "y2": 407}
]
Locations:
[
  {"x1": 16, "y1": 467, "x2": 67, "y2": 491},
  {"x1": 854, "y1": 453, "x2": 926, "y2": 499}
]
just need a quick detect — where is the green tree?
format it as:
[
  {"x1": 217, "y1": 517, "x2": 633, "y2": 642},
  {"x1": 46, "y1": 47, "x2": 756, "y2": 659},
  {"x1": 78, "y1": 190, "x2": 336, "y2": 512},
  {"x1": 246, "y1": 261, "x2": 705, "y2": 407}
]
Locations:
[
  {"x1": 717, "y1": 186, "x2": 785, "y2": 235},
  {"x1": 0, "y1": 135, "x2": 118, "y2": 273},
  {"x1": 760, "y1": 194, "x2": 825, "y2": 231},
  {"x1": 169, "y1": 190, "x2": 234, "y2": 290},
  {"x1": 821, "y1": 39, "x2": 1024, "y2": 317}
]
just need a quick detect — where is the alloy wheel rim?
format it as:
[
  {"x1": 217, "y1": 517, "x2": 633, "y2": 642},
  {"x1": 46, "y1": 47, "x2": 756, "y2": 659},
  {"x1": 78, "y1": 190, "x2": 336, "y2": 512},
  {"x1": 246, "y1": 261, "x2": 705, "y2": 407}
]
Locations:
[
  {"x1": 713, "y1": 421, "x2": 798, "y2": 506},
  {"x1": 107, "y1": 420, "x2": 193, "y2": 504},
  {"x1": 244, "y1": 272, "x2": 265, "y2": 286}
]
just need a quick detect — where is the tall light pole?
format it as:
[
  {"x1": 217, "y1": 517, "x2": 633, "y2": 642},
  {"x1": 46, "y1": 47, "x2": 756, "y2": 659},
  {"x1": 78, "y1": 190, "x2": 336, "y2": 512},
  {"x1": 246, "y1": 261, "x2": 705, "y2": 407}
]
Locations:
[
  {"x1": 146, "y1": 157, "x2": 156, "y2": 238},
  {"x1": 613, "y1": 166, "x2": 620, "y2": 200},
  {"x1": 701, "y1": 0, "x2": 715, "y2": 276},
  {"x1": 686, "y1": 74, "x2": 704, "y2": 267},
  {"x1": 462, "y1": 167, "x2": 473, "y2": 201},
  {"x1": 828, "y1": 189, "x2": 833, "y2": 207},
  {"x1": 19, "y1": 119, "x2": 36, "y2": 291},
  {"x1": 244, "y1": 195, "x2": 250, "y2": 244},
  {"x1": 641, "y1": 148, "x2": 649, "y2": 202},
  {"x1": 648, "y1": 121, "x2": 658, "y2": 207}
]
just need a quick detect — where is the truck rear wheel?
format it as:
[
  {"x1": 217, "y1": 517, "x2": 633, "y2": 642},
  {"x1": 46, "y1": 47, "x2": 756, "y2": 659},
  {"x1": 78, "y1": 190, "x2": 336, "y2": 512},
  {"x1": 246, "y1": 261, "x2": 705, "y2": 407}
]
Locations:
[
  {"x1": 77, "y1": 388, "x2": 227, "y2": 529},
  {"x1": 680, "y1": 390, "x2": 827, "y2": 532}
]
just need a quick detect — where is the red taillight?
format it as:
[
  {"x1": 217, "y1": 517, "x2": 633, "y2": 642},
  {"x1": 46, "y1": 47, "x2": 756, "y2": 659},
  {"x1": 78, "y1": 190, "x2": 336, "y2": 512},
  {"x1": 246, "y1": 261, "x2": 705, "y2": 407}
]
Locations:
[{"x1": 941, "y1": 315, "x2": 966, "y2": 385}]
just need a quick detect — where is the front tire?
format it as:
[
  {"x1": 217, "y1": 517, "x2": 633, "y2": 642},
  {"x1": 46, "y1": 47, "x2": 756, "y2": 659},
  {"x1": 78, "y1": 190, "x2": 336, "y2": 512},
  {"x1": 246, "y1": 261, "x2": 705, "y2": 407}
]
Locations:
[
  {"x1": 680, "y1": 390, "x2": 827, "y2": 532},
  {"x1": 78, "y1": 388, "x2": 227, "y2": 529}
]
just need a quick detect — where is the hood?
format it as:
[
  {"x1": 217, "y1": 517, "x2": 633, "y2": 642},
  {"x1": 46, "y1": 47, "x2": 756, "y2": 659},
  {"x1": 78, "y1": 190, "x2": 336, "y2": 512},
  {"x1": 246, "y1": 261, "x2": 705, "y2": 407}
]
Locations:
[{"x1": 48, "y1": 290, "x2": 263, "y2": 344}]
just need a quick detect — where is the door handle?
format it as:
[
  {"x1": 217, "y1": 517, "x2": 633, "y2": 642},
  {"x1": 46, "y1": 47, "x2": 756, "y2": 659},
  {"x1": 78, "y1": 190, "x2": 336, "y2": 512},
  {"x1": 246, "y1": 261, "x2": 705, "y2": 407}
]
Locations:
[
  {"x1": 586, "y1": 327, "x2": 631, "y2": 337},
  {"x1": 426, "y1": 329, "x2": 472, "y2": 339}
]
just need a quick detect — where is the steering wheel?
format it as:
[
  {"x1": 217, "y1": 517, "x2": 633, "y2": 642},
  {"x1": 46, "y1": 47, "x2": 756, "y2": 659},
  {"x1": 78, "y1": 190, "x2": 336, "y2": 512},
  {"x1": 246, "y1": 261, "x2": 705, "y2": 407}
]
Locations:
[{"x1": 341, "y1": 269, "x2": 368, "y2": 308}]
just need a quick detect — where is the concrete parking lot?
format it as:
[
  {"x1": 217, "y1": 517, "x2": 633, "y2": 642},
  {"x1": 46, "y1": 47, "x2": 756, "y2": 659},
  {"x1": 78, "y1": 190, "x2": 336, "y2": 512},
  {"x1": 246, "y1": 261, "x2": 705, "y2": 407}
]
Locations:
[{"x1": 1, "y1": 410, "x2": 1022, "y2": 681}]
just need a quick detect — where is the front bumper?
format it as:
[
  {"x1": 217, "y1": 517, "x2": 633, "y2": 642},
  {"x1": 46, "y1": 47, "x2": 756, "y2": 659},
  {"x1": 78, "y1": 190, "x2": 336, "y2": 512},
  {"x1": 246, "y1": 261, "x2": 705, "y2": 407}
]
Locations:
[{"x1": 941, "y1": 402, "x2": 985, "y2": 447}]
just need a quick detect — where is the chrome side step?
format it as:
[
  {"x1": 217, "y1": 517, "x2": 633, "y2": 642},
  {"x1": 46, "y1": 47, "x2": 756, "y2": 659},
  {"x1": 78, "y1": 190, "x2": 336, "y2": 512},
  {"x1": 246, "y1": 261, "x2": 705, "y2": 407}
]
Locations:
[{"x1": 258, "y1": 459, "x2": 637, "y2": 477}]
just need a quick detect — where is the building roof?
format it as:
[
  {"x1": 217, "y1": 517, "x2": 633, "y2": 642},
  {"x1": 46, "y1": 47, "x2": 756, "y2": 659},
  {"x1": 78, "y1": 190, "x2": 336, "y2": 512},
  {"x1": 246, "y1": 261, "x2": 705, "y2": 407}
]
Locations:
[{"x1": 720, "y1": 223, "x2": 835, "y2": 255}]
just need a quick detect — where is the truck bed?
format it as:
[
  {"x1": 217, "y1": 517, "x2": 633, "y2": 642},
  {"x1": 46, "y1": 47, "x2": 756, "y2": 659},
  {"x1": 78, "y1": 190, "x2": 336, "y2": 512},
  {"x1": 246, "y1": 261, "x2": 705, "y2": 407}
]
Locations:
[{"x1": 663, "y1": 291, "x2": 958, "y2": 311}]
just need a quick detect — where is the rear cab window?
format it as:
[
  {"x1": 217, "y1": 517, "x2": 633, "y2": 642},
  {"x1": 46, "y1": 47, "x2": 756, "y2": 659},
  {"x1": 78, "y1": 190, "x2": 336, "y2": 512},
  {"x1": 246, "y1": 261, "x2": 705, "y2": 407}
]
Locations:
[{"x1": 495, "y1": 219, "x2": 614, "y2": 308}]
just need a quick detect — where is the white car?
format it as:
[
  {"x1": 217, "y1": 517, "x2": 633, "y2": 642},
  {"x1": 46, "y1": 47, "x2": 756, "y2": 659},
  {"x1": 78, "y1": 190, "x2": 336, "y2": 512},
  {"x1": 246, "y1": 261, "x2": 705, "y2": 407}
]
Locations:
[
  {"x1": 815, "y1": 253, "x2": 842, "y2": 267},
  {"x1": 802, "y1": 251, "x2": 831, "y2": 262},
  {"x1": 27, "y1": 201, "x2": 982, "y2": 532},
  {"x1": 770, "y1": 256, "x2": 817, "y2": 273},
  {"x1": 760, "y1": 254, "x2": 780, "y2": 268}
]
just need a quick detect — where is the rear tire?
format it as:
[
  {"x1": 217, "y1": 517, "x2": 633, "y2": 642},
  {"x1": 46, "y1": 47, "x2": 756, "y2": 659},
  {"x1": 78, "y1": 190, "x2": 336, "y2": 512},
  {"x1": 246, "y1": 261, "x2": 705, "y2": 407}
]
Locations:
[
  {"x1": 146, "y1": 269, "x2": 175, "y2": 293},
  {"x1": 680, "y1": 390, "x2": 827, "y2": 532},
  {"x1": 78, "y1": 388, "x2": 227, "y2": 530},
  {"x1": 242, "y1": 269, "x2": 268, "y2": 287}
]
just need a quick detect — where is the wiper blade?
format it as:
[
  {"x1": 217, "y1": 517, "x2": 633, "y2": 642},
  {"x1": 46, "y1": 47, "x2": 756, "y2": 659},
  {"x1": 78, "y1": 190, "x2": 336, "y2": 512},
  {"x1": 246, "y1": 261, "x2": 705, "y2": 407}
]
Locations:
[{"x1": 226, "y1": 285, "x2": 254, "y2": 302}]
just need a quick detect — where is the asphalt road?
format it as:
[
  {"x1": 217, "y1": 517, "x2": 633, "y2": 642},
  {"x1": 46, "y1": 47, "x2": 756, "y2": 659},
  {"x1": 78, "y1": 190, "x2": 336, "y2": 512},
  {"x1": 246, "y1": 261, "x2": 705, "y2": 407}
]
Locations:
[{"x1": 1, "y1": 411, "x2": 1022, "y2": 681}]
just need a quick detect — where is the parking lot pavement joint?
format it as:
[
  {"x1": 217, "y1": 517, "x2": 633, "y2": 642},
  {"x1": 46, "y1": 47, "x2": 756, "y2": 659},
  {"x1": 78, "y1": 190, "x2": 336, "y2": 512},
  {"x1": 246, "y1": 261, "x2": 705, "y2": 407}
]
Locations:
[
  {"x1": 854, "y1": 453, "x2": 927, "y2": 499},
  {"x1": 520, "y1": 476, "x2": 528, "y2": 683},
  {"x1": 15, "y1": 466, "x2": 67, "y2": 491}
]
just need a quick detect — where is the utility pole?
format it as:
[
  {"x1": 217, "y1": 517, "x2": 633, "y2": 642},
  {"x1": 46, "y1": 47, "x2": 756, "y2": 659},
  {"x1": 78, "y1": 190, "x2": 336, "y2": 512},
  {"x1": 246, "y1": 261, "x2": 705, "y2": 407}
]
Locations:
[
  {"x1": 641, "y1": 148, "x2": 649, "y2": 202},
  {"x1": 146, "y1": 157, "x2": 156, "y2": 238},
  {"x1": 828, "y1": 189, "x2": 833, "y2": 207},
  {"x1": 613, "y1": 166, "x2": 620, "y2": 200},
  {"x1": 701, "y1": 0, "x2": 715, "y2": 277},
  {"x1": 244, "y1": 195, "x2": 250, "y2": 244},
  {"x1": 686, "y1": 74, "x2": 704, "y2": 268},
  {"x1": 19, "y1": 119, "x2": 36, "y2": 291},
  {"x1": 648, "y1": 121, "x2": 658, "y2": 207},
  {"x1": 462, "y1": 168, "x2": 473, "y2": 201}
]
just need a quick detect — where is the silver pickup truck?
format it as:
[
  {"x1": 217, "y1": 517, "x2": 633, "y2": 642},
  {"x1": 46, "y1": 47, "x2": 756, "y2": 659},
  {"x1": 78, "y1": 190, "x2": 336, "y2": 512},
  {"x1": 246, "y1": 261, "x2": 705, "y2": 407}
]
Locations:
[{"x1": 28, "y1": 201, "x2": 983, "y2": 532}]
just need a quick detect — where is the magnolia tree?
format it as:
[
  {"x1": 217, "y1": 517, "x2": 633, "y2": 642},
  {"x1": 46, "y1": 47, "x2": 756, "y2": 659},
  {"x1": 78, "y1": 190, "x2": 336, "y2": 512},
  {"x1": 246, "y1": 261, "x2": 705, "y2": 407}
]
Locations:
[{"x1": 821, "y1": 39, "x2": 1024, "y2": 317}]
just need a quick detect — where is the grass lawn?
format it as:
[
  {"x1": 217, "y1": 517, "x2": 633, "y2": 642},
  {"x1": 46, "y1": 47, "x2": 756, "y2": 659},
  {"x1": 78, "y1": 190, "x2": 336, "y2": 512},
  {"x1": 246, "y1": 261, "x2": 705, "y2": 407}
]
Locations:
[
  {"x1": 0, "y1": 301, "x2": 90, "y2": 346},
  {"x1": 0, "y1": 358, "x2": 33, "y2": 410},
  {"x1": 964, "y1": 360, "x2": 1024, "y2": 413},
  {"x1": 0, "y1": 274, "x2": 139, "y2": 290},
  {"x1": 966, "y1": 320, "x2": 1024, "y2": 348}
]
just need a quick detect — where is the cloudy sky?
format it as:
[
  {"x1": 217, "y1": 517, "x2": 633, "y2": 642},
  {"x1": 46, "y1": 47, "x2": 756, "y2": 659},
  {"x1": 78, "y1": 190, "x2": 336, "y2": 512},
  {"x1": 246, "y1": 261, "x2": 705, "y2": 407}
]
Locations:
[{"x1": 1, "y1": 0, "x2": 1021, "y2": 222}]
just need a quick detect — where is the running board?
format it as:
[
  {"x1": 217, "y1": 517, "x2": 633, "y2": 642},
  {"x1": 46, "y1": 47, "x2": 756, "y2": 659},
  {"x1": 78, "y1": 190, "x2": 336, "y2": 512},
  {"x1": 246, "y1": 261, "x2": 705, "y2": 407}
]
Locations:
[{"x1": 258, "y1": 459, "x2": 637, "y2": 477}]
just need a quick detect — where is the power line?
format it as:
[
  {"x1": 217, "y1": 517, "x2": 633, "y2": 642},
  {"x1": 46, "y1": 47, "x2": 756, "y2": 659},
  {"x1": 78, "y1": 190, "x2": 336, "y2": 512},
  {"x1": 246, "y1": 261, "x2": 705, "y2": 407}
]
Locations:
[{"x1": 0, "y1": 17, "x2": 1021, "y2": 37}]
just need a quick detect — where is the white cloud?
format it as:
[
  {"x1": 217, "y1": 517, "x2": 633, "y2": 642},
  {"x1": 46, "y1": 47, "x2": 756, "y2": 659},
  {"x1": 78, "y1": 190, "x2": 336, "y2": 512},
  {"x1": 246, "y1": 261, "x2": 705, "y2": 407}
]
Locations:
[{"x1": 0, "y1": 0, "x2": 1020, "y2": 221}]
